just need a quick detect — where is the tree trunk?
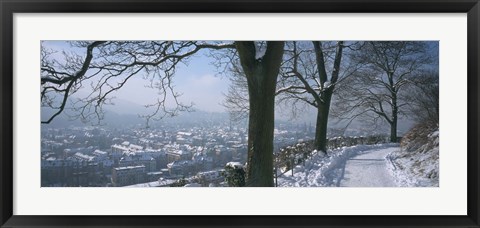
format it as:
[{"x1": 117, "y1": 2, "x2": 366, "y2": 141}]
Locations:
[
  {"x1": 246, "y1": 77, "x2": 276, "y2": 186},
  {"x1": 235, "y1": 41, "x2": 284, "y2": 187},
  {"x1": 314, "y1": 91, "x2": 332, "y2": 152},
  {"x1": 311, "y1": 41, "x2": 342, "y2": 153},
  {"x1": 390, "y1": 90, "x2": 398, "y2": 143},
  {"x1": 390, "y1": 112, "x2": 398, "y2": 142}
]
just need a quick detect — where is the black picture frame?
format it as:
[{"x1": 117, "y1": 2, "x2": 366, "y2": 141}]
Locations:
[{"x1": 1, "y1": 0, "x2": 479, "y2": 227}]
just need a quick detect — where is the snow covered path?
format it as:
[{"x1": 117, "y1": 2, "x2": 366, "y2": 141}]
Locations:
[
  {"x1": 337, "y1": 147, "x2": 398, "y2": 187},
  {"x1": 277, "y1": 144, "x2": 402, "y2": 187}
]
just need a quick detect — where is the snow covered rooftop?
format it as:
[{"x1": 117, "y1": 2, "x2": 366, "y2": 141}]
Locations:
[
  {"x1": 114, "y1": 165, "x2": 145, "y2": 171},
  {"x1": 93, "y1": 149, "x2": 107, "y2": 155},
  {"x1": 124, "y1": 181, "x2": 161, "y2": 187},
  {"x1": 226, "y1": 162, "x2": 244, "y2": 169},
  {"x1": 73, "y1": 152, "x2": 95, "y2": 161},
  {"x1": 184, "y1": 183, "x2": 202, "y2": 187}
]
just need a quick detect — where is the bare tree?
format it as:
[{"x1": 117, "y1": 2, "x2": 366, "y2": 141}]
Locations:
[
  {"x1": 405, "y1": 69, "x2": 439, "y2": 124},
  {"x1": 42, "y1": 40, "x2": 283, "y2": 187},
  {"x1": 277, "y1": 41, "x2": 360, "y2": 152},
  {"x1": 41, "y1": 41, "x2": 235, "y2": 125},
  {"x1": 218, "y1": 51, "x2": 250, "y2": 122},
  {"x1": 333, "y1": 41, "x2": 433, "y2": 142},
  {"x1": 222, "y1": 41, "x2": 361, "y2": 153},
  {"x1": 235, "y1": 41, "x2": 284, "y2": 187}
]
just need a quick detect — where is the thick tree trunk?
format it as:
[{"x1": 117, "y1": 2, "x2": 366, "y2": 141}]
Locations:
[
  {"x1": 235, "y1": 41, "x2": 284, "y2": 187},
  {"x1": 246, "y1": 76, "x2": 276, "y2": 186},
  {"x1": 390, "y1": 121, "x2": 397, "y2": 142},
  {"x1": 314, "y1": 92, "x2": 332, "y2": 152}
]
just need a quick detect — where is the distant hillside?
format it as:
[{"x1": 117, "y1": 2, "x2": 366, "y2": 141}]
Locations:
[
  {"x1": 387, "y1": 121, "x2": 439, "y2": 187},
  {"x1": 41, "y1": 107, "x2": 144, "y2": 128},
  {"x1": 41, "y1": 97, "x2": 230, "y2": 129}
]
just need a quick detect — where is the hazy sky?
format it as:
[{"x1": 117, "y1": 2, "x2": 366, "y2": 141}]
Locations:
[
  {"x1": 41, "y1": 41, "x2": 437, "y2": 132},
  {"x1": 113, "y1": 51, "x2": 230, "y2": 112},
  {"x1": 43, "y1": 41, "x2": 230, "y2": 113}
]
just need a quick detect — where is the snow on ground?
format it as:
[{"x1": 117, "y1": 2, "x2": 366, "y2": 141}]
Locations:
[
  {"x1": 386, "y1": 129, "x2": 439, "y2": 187},
  {"x1": 339, "y1": 147, "x2": 398, "y2": 187},
  {"x1": 124, "y1": 178, "x2": 176, "y2": 187},
  {"x1": 277, "y1": 143, "x2": 400, "y2": 187}
]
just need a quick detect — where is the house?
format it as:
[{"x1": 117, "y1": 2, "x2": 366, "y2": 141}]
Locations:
[{"x1": 111, "y1": 165, "x2": 146, "y2": 187}]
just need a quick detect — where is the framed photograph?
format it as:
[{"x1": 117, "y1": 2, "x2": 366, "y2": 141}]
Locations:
[{"x1": 1, "y1": 0, "x2": 479, "y2": 227}]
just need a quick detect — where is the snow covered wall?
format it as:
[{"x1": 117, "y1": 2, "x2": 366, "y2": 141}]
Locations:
[{"x1": 387, "y1": 122, "x2": 439, "y2": 187}]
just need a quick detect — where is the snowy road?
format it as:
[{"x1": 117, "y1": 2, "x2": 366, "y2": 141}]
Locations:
[{"x1": 337, "y1": 147, "x2": 399, "y2": 187}]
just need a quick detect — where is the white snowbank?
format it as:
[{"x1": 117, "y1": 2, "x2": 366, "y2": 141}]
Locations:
[{"x1": 386, "y1": 125, "x2": 439, "y2": 187}]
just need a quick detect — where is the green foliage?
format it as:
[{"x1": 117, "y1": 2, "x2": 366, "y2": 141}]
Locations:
[{"x1": 224, "y1": 163, "x2": 245, "y2": 187}]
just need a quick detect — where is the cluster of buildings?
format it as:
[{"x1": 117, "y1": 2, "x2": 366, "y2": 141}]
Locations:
[{"x1": 41, "y1": 121, "x2": 313, "y2": 187}]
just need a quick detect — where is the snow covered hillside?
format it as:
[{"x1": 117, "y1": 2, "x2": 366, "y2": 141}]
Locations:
[{"x1": 386, "y1": 122, "x2": 439, "y2": 187}]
